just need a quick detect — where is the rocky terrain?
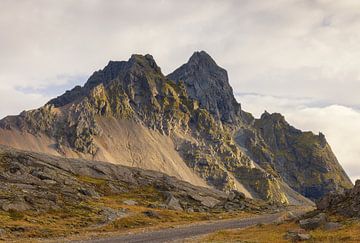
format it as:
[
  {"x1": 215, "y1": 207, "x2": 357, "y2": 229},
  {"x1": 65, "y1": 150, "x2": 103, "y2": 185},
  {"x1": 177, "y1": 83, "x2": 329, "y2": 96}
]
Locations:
[
  {"x1": 0, "y1": 145, "x2": 271, "y2": 214},
  {"x1": 0, "y1": 51, "x2": 352, "y2": 205},
  {"x1": 0, "y1": 144, "x2": 282, "y2": 240},
  {"x1": 316, "y1": 179, "x2": 360, "y2": 218}
]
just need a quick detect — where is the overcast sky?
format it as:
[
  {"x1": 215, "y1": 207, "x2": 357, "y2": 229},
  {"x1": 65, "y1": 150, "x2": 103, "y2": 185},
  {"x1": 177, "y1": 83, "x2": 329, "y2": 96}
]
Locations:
[{"x1": 0, "y1": 0, "x2": 359, "y2": 181}]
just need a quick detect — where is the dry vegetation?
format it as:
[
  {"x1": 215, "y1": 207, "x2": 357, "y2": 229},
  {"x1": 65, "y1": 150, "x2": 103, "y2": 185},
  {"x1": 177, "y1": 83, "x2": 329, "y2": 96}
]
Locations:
[
  {"x1": 191, "y1": 215, "x2": 360, "y2": 243},
  {"x1": 0, "y1": 184, "x2": 253, "y2": 242}
]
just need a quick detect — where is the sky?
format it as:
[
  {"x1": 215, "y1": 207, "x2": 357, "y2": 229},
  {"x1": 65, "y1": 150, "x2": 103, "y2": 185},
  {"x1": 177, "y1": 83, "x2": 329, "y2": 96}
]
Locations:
[{"x1": 0, "y1": 0, "x2": 359, "y2": 182}]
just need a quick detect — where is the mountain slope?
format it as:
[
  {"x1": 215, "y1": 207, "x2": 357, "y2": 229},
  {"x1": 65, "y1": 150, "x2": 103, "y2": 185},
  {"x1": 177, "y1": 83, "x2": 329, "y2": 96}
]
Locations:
[{"x1": 0, "y1": 51, "x2": 351, "y2": 204}]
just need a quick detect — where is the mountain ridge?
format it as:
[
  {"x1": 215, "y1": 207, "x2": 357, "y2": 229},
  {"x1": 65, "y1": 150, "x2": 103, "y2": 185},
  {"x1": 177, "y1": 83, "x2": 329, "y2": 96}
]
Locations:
[{"x1": 0, "y1": 51, "x2": 352, "y2": 204}]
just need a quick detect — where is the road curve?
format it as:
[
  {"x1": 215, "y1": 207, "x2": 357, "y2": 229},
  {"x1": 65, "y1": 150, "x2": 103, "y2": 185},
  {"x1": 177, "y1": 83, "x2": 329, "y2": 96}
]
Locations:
[{"x1": 75, "y1": 211, "x2": 293, "y2": 243}]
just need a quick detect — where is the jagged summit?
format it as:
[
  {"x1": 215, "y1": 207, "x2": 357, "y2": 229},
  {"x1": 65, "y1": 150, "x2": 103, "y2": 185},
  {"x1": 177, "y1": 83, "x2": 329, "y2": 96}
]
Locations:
[
  {"x1": 168, "y1": 51, "x2": 241, "y2": 123},
  {"x1": 187, "y1": 50, "x2": 219, "y2": 67},
  {"x1": 48, "y1": 54, "x2": 162, "y2": 107}
]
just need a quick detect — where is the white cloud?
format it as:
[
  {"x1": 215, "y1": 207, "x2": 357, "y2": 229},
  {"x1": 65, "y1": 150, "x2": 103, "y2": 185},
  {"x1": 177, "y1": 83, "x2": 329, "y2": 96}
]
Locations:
[
  {"x1": 0, "y1": 87, "x2": 49, "y2": 118},
  {"x1": 0, "y1": 0, "x2": 360, "y2": 106},
  {"x1": 237, "y1": 93, "x2": 360, "y2": 183}
]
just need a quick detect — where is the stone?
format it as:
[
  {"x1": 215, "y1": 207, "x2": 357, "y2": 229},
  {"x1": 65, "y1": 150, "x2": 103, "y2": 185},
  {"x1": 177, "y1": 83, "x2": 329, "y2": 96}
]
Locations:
[
  {"x1": 9, "y1": 164, "x2": 21, "y2": 174},
  {"x1": 165, "y1": 194, "x2": 183, "y2": 211},
  {"x1": 99, "y1": 207, "x2": 128, "y2": 222},
  {"x1": 284, "y1": 211, "x2": 298, "y2": 221},
  {"x1": 298, "y1": 233, "x2": 311, "y2": 240},
  {"x1": 78, "y1": 188, "x2": 99, "y2": 197},
  {"x1": 188, "y1": 192, "x2": 220, "y2": 208},
  {"x1": 43, "y1": 179, "x2": 57, "y2": 185},
  {"x1": 324, "y1": 222, "x2": 342, "y2": 230},
  {"x1": 228, "y1": 190, "x2": 246, "y2": 201},
  {"x1": 299, "y1": 213, "x2": 327, "y2": 230},
  {"x1": 31, "y1": 170, "x2": 53, "y2": 181},
  {"x1": 316, "y1": 194, "x2": 332, "y2": 210},
  {"x1": 186, "y1": 207, "x2": 194, "y2": 213},
  {"x1": 2, "y1": 201, "x2": 31, "y2": 212},
  {"x1": 284, "y1": 229, "x2": 310, "y2": 241},
  {"x1": 143, "y1": 210, "x2": 160, "y2": 218},
  {"x1": 200, "y1": 196, "x2": 220, "y2": 208},
  {"x1": 123, "y1": 200, "x2": 137, "y2": 206}
]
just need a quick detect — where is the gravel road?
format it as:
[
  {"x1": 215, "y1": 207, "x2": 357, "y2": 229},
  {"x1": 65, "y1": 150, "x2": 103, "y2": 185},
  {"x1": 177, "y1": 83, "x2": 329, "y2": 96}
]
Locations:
[{"x1": 75, "y1": 210, "x2": 303, "y2": 243}]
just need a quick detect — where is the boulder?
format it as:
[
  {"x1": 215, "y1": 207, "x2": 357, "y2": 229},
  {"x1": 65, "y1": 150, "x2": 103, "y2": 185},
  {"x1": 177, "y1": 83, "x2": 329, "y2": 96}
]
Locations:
[
  {"x1": 228, "y1": 190, "x2": 246, "y2": 201},
  {"x1": 1, "y1": 201, "x2": 31, "y2": 212},
  {"x1": 78, "y1": 188, "x2": 99, "y2": 197},
  {"x1": 324, "y1": 222, "x2": 342, "y2": 231},
  {"x1": 200, "y1": 196, "x2": 220, "y2": 208},
  {"x1": 98, "y1": 207, "x2": 128, "y2": 222},
  {"x1": 165, "y1": 194, "x2": 183, "y2": 211},
  {"x1": 123, "y1": 200, "x2": 137, "y2": 206},
  {"x1": 143, "y1": 210, "x2": 161, "y2": 218},
  {"x1": 284, "y1": 229, "x2": 311, "y2": 241},
  {"x1": 299, "y1": 213, "x2": 327, "y2": 230},
  {"x1": 188, "y1": 192, "x2": 220, "y2": 208}
]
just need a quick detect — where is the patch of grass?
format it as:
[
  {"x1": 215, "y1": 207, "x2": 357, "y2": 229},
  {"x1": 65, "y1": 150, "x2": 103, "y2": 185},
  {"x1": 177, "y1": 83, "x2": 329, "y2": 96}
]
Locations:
[
  {"x1": 192, "y1": 221, "x2": 298, "y2": 243},
  {"x1": 192, "y1": 216, "x2": 360, "y2": 243},
  {"x1": 95, "y1": 185, "x2": 165, "y2": 207},
  {"x1": 310, "y1": 220, "x2": 360, "y2": 242},
  {"x1": 8, "y1": 210, "x2": 24, "y2": 220},
  {"x1": 0, "y1": 181, "x2": 253, "y2": 242}
]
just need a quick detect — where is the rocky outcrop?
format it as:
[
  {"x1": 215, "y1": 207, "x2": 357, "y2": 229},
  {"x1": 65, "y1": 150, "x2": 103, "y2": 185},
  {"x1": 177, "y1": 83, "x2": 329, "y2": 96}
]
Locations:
[
  {"x1": 316, "y1": 180, "x2": 360, "y2": 218},
  {"x1": 299, "y1": 213, "x2": 327, "y2": 230}
]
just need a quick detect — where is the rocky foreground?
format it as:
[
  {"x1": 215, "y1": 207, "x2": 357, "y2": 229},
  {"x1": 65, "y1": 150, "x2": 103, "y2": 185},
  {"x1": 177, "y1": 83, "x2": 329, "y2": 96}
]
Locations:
[
  {"x1": 317, "y1": 179, "x2": 360, "y2": 218},
  {"x1": 0, "y1": 145, "x2": 279, "y2": 214},
  {"x1": 281, "y1": 181, "x2": 360, "y2": 242},
  {"x1": 0, "y1": 145, "x2": 287, "y2": 240}
]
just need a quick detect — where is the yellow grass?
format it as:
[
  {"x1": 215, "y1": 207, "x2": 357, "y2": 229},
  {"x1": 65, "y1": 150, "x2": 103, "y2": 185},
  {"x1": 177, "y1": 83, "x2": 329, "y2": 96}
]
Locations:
[
  {"x1": 0, "y1": 187, "x2": 253, "y2": 242},
  {"x1": 192, "y1": 217, "x2": 360, "y2": 243}
]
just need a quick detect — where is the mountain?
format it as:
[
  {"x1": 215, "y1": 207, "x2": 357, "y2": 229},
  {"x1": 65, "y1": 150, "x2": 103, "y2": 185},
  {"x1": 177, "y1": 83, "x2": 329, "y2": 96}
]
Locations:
[{"x1": 0, "y1": 51, "x2": 352, "y2": 204}]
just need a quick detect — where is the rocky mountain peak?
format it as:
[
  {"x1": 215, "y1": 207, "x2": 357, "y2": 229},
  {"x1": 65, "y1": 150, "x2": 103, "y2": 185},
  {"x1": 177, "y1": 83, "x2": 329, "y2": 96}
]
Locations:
[
  {"x1": 167, "y1": 51, "x2": 241, "y2": 123},
  {"x1": 187, "y1": 50, "x2": 218, "y2": 67},
  {"x1": 48, "y1": 54, "x2": 163, "y2": 108},
  {"x1": 128, "y1": 54, "x2": 161, "y2": 73}
]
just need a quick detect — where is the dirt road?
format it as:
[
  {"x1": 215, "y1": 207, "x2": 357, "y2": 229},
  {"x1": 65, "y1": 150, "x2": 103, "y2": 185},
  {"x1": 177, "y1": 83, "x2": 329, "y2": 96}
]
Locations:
[{"x1": 75, "y1": 210, "x2": 304, "y2": 243}]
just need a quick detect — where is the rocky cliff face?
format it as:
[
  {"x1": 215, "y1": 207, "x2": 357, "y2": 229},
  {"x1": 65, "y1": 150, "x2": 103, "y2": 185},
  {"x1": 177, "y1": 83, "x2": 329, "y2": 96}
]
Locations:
[
  {"x1": 235, "y1": 111, "x2": 352, "y2": 200},
  {"x1": 0, "y1": 51, "x2": 351, "y2": 204},
  {"x1": 168, "y1": 51, "x2": 246, "y2": 124}
]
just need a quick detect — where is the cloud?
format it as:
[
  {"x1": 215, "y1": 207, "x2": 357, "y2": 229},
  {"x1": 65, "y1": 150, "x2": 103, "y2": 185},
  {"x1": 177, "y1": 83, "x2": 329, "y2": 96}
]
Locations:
[
  {"x1": 0, "y1": 87, "x2": 49, "y2": 118},
  {"x1": 1, "y1": 0, "x2": 360, "y2": 106},
  {"x1": 237, "y1": 93, "x2": 360, "y2": 183}
]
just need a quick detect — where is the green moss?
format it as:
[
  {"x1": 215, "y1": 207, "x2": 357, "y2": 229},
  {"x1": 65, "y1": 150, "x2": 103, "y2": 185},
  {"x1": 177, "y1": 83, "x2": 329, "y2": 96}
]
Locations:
[{"x1": 8, "y1": 209, "x2": 24, "y2": 220}]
